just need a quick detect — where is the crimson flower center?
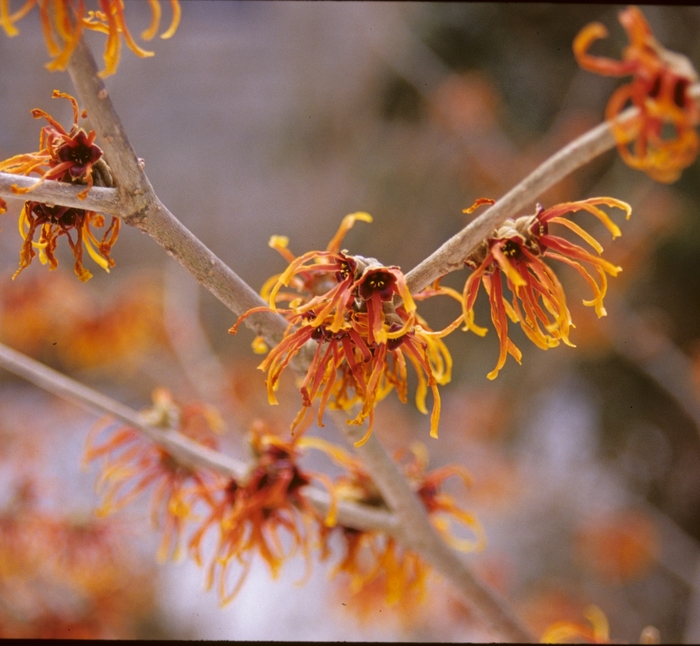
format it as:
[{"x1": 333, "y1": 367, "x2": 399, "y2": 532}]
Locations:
[{"x1": 501, "y1": 239, "x2": 522, "y2": 259}]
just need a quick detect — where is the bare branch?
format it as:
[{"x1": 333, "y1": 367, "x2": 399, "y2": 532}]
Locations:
[
  {"x1": 132, "y1": 196, "x2": 290, "y2": 343},
  {"x1": 0, "y1": 172, "x2": 120, "y2": 212},
  {"x1": 66, "y1": 39, "x2": 152, "y2": 213},
  {"x1": 63, "y1": 40, "x2": 290, "y2": 345},
  {"x1": 0, "y1": 341, "x2": 397, "y2": 535},
  {"x1": 405, "y1": 119, "x2": 620, "y2": 292}
]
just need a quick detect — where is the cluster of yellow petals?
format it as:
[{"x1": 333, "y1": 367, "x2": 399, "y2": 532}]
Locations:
[
  {"x1": 83, "y1": 388, "x2": 224, "y2": 564},
  {"x1": 188, "y1": 421, "x2": 335, "y2": 606},
  {"x1": 0, "y1": 0, "x2": 180, "y2": 77},
  {"x1": 86, "y1": 405, "x2": 340, "y2": 607},
  {"x1": 233, "y1": 213, "x2": 459, "y2": 445},
  {"x1": 574, "y1": 5, "x2": 699, "y2": 183},
  {"x1": 0, "y1": 90, "x2": 120, "y2": 281},
  {"x1": 462, "y1": 197, "x2": 631, "y2": 379},
  {"x1": 303, "y1": 437, "x2": 485, "y2": 613}
]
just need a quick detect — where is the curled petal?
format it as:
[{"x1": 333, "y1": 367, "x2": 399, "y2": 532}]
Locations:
[
  {"x1": 326, "y1": 211, "x2": 373, "y2": 253},
  {"x1": 573, "y1": 21, "x2": 636, "y2": 76}
]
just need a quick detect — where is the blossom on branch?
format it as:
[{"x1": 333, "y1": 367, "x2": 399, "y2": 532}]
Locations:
[
  {"x1": 0, "y1": 0, "x2": 181, "y2": 77},
  {"x1": 304, "y1": 437, "x2": 485, "y2": 618},
  {"x1": 187, "y1": 421, "x2": 335, "y2": 606},
  {"x1": 231, "y1": 213, "x2": 459, "y2": 444},
  {"x1": 462, "y1": 198, "x2": 631, "y2": 379},
  {"x1": 574, "y1": 5, "x2": 700, "y2": 183},
  {"x1": 83, "y1": 388, "x2": 224, "y2": 564},
  {"x1": 0, "y1": 90, "x2": 120, "y2": 281},
  {"x1": 13, "y1": 201, "x2": 119, "y2": 281},
  {"x1": 0, "y1": 90, "x2": 107, "y2": 198}
]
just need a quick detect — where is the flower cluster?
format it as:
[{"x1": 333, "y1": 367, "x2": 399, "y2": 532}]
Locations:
[
  {"x1": 85, "y1": 394, "x2": 487, "y2": 615},
  {"x1": 0, "y1": 90, "x2": 120, "y2": 281},
  {"x1": 574, "y1": 5, "x2": 699, "y2": 183},
  {"x1": 83, "y1": 388, "x2": 224, "y2": 563},
  {"x1": 87, "y1": 405, "x2": 335, "y2": 606},
  {"x1": 304, "y1": 437, "x2": 485, "y2": 616},
  {"x1": 0, "y1": 0, "x2": 180, "y2": 77},
  {"x1": 188, "y1": 421, "x2": 335, "y2": 606},
  {"x1": 461, "y1": 197, "x2": 631, "y2": 379},
  {"x1": 232, "y1": 213, "x2": 458, "y2": 445}
]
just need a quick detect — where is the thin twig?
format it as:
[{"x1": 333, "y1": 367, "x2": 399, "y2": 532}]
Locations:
[
  {"x1": 61, "y1": 40, "x2": 290, "y2": 346},
  {"x1": 0, "y1": 172, "x2": 119, "y2": 212},
  {"x1": 1, "y1": 163, "x2": 287, "y2": 343},
  {"x1": 0, "y1": 341, "x2": 397, "y2": 535},
  {"x1": 66, "y1": 39, "x2": 152, "y2": 214},
  {"x1": 404, "y1": 120, "x2": 620, "y2": 292},
  {"x1": 405, "y1": 82, "x2": 700, "y2": 293}
]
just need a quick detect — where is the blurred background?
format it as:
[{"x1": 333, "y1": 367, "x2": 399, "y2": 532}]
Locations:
[{"x1": 1, "y1": 1, "x2": 700, "y2": 641}]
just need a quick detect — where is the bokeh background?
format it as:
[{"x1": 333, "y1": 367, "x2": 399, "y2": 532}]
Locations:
[{"x1": 2, "y1": 1, "x2": 700, "y2": 641}]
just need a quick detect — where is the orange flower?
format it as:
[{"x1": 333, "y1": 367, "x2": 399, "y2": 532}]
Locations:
[
  {"x1": 0, "y1": 90, "x2": 107, "y2": 198},
  {"x1": 187, "y1": 421, "x2": 335, "y2": 606},
  {"x1": 304, "y1": 437, "x2": 484, "y2": 617},
  {"x1": 0, "y1": 90, "x2": 120, "y2": 281},
  {"x1": 0, "y1": 0, "x2": 181, "y2": 77},
  {"x1": 462, "y1": 197, "x2": 631, "y2": 379},
  {"x1": 232, "y1": 213, "x2": 458, "y2": 444},
  {"x1": 541, "y1": 605, "x2": 611, "y2": 644},
  {"x1": 13, "y1": 200, "x2": 119, "y2": 281},
  {"x1": 83, "y1": 388, "x2": 223, "y2": 563},
  {"x1": 400, "y1": 442, "x2": 487, "y2": 552},
  {"x1": 574, "y1": 6, "x2": 699, "y2": 183}
]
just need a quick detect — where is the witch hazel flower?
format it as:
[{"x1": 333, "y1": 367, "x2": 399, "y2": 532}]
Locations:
[
  {"x1": 231, "y1": 213, "x2": 458, "y2": 444},
  {"x1": 303, "y1": 436, "x2": 485, "y2": 616},
  {"x1": 82, "y1": 388, "x2": 224, "y2": 564},
  {"x1": 461, "y1": 197, "x2": 631, "y2": 379},
  {"x1": 187, "y1": 420, "x2": 336, "y2": 606},
  {"x1": 1, "y1": 0, "x2": 181, "y2": 78},
  {"x1": 0, "y1": 91, "x2": 120, "y2": 281},
  {"x1": 574, "y1": 5, "x2": 700, "y2": 183}
]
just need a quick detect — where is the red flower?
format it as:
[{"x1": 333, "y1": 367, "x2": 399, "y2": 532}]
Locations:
[
  {"x1": 14, "y1": 200, "x2": 119, "y2": 281},
  {"x1": 0, "y1": 91, "x2": 120, "y2": 281},
  {"x1": 83, "y1": 389, "x2": 224, "y2": 563},
  {"x1": 304, "y1": 437, "x2": 484, "y2": 614},
  {"x1": 187, "y1": 421, "x2": 335, "y2": 605},
  {"x1": 574, "y1": 6, "x2": 699, "y2": 183},
  {"x1": 462, "y1": 198, "x2": 631, "y2": 379},
  {"x1": 232, "y1": 213, "x2": 456, "y2": 444},
  {"x1": 0, "y1": 90, "x2": 107, "y2": 199}
]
